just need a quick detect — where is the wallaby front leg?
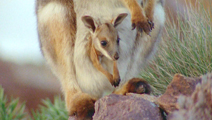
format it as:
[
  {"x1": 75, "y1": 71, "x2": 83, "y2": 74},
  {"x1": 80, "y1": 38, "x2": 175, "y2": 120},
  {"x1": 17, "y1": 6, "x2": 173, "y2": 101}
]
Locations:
[
  {"x1": 122, "y1": 0, "x2": 153, "y2": 34},
  {"x1": 113, "y1": 61, "x2": 121, "y2": 86},
  {"x1": 90, "y1": 46, "x2": 120, "y2": 87},
  {"x1": 144, "y1": 0, "x2": 156, "y2": 29}
]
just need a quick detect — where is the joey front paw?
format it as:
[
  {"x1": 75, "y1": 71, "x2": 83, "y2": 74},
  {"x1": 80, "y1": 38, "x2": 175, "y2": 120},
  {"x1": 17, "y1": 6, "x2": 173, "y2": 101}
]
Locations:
[
  {"x1": 69, "y1": 94, "x2": 96, "y2": 120},
  {"x1": 126, "y1": 78, "x2": 151, "y2": 94},
  {"x1": 112, "y1": 78, "x2": 120, "y2": 87}
]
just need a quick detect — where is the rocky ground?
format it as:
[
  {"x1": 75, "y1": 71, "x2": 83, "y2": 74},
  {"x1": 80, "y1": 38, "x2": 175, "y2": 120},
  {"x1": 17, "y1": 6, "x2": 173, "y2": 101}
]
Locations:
[
  {"x1": 91, "y1": 73, "x2": 212, "y2": 120},
  {"x1": 1, "y1": 60, "x2": 211, "y2": 119},
  {"x1": 69, "y1": 73, "x2": 212, "y2": 120}
]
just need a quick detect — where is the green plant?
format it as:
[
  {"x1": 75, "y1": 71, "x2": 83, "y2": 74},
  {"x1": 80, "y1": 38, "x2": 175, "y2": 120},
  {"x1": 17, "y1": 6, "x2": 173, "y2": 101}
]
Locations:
[
  {"x1": 0, "y1": 86, "x2": 68, "y2": 120},
  {"x1": 31, "y1": 96, "x2": 68, "y2": 120},
  {"x1": 141, "y1": 2, "x2": 212, "y2": 95},
  {"x1": 0, "y1": 86, "x2": 26, "y2": 120}
]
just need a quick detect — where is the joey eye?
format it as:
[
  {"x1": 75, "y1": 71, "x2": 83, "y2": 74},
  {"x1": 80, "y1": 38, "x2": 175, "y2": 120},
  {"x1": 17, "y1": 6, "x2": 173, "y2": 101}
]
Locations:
[
  {"x1": 117, "y1": 37, "x2": 120, "y2": 44},
  {"x1": 101, "y1": 40, "x2": 107, "y2": 46}
]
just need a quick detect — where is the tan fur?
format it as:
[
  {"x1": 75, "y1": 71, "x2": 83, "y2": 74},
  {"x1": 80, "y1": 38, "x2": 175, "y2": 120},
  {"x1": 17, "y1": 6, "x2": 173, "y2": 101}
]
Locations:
[
  {"x1": 36, "y1": 0, "x2": 165, "y2": 119},
  {"x1": 81, "y1": 15, "x2": 128, "y2": 88},
  {"x1": 143, "y1": 0, "x2": 156, "y2": 21},
  {"x1": 36, "y1": 0, "x2": 83, "y2": 116},
  {"x1": 122, "y1": 0, "x2": 156, "y2": 34},
  {"x1": 90, "y1": 42, "x2": 119, "y2": 86},
  {"x1": 113, "y1": 61, "x2": 120, "y2": 83},
  {"x1": 69, "y1": 93, "x2": 96, "y2": 119},
  {"x1": 114, "y1": 78, "x2": 151, "y2": 95}
]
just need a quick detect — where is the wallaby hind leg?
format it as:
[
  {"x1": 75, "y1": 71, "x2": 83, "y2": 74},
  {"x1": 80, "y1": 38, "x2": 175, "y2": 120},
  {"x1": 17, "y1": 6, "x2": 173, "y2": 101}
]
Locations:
[
  {"x1": 114, "y1": 78, "x2": 151, "y2": 95},
  {"x1": 69, "y1": 93, "x2": 96, "y2": 120},
  {"x1": 36, "y1": 1, "x2": 96, "y2": 119}
]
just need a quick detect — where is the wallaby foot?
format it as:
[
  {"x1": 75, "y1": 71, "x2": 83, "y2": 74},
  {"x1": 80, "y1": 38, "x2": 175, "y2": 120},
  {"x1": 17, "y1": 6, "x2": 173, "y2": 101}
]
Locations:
[
  {"x1": 114, "y1": 78, "x2": 151, "y2": 95},
  {"x1": 131, "y1": 12, "x2": 153, "y2": 35},
  {"x1": 147, "y1": 19, "x2": 154, "y2": 31},
  {"x1": 125, "y1": 78, "x2": 151, "y2": 94},
  {"x1": 145, "y1": 11, "x2": 154, "y2": 32},
  {"x1": 144, "y1": 0, "x2": 156, "y2": 33},
  {"x1": 69, "y1": 93, "x2": 96, "y2": 120}
]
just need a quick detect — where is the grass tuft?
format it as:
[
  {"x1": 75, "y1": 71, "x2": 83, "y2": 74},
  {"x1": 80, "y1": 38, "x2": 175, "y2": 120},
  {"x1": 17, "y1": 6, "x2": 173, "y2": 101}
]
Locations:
[
  {"x1": 31, "y1": 96, "x2": 68, "y2": 120},
  {"x1": 141, "y1": 1, "x2": 212, "y2": 95},
  {"x1": 0, "y1": 86, "x2": 26, "y2": 120}
]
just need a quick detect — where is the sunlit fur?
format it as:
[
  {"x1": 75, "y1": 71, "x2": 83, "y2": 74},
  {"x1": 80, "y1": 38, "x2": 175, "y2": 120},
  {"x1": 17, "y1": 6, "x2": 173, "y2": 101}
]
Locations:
[
  {"x1": 123, "y1": 0, "x2": 157, "y2": 34},
  {"x1": 88, "y1": 22, "x2": 119, "y2": 61},
  {"x1": 83, "y1": 14, "x2": 127, "y2": 91},
  {"x1": 36, "y1": 0, "x2": 165, "y2": 118}
]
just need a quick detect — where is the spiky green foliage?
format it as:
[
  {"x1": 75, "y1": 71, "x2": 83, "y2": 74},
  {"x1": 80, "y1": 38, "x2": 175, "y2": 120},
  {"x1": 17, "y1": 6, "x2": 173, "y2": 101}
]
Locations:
[
  {"x1": 141, "y1": 2, "x2": 212, "y2": 95},
  {"x1": 31, "y1": 96, "x2": 68, "y2": 120},
  {"x1": 0, "y1": 86, "x2": 26, "y2": 120}
]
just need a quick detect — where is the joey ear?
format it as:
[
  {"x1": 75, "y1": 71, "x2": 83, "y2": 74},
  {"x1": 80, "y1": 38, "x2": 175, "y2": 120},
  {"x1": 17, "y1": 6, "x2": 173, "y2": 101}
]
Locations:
[
  {"x1": 81, "y1": 16, "x2": 96, "y2": 32},
  {"x1": 113, "y1": 13, "x2": 128, "y2": 27}
]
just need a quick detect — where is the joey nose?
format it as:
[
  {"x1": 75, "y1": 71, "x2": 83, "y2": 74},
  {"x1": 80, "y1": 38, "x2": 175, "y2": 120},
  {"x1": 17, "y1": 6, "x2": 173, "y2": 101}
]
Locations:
[{"x1": 114, "y1": 52, "x2": 119, "y2": 60}]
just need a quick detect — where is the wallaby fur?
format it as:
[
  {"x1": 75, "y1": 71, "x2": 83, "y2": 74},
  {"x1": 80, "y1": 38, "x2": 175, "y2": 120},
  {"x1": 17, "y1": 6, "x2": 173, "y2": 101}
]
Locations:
[
  {"x1": 36, "y1": 0, "x2": 165, "y2": 119},
  {"x1": 82, "y1": 14, "x2": 128, "y2": 87},
  {"x1": 123, "y1": 0, "x2": 156, "y2": 34}
]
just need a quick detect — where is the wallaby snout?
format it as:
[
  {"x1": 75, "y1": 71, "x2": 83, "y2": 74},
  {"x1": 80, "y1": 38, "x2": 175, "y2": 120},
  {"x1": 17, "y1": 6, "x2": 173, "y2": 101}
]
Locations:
[{"x1": 113, "y1": 52, "x2": 119, "y2": 60}]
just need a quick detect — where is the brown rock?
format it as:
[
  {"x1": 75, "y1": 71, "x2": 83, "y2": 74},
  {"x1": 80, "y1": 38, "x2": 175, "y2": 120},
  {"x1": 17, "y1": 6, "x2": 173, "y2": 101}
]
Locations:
[
  {"x1": 93, "y1": 94, "x2": 162, "y2": 120},
  {"x1": 70, "y1": 73, "x2": 211, "y2": 120},
  {"x1": 68, "y1": 116, "x2": 77, "y2": 120},
  {"x1": 127, "y1": 93, "x2": 157, "y2": 103},
  {"x1": 157, "y1": 74, "x2": 201, "y2": 113},
  {"x1": 167, "y1": 73, "x2": 212, "y2": 120}
]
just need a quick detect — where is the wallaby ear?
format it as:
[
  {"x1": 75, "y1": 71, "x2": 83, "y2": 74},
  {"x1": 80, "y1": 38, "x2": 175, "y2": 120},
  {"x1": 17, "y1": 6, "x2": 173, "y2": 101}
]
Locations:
[
  {"x1": 81, "y1": 16, "x2": 96, "y2": 32},
  {"x1": 113, "y1": 13, "x2": 128, "y2": 27}
]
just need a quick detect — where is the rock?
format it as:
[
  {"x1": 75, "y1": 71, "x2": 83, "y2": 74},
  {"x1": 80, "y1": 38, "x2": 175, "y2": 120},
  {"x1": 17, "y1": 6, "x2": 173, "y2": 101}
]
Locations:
[
  {"x1": 93, "y1": 94, "x2": 163, "y2": 120},
  {"x1": 167, "y1": 73, "x2": 212, "y2": 120},
  {"x1": 156, "y1": 74, "x2": 201, "y2": 113},
  {"x1": 127, "y1": 93, "x2": 157, "y2": 103},
  {"x1": 68, "y1": 116, "x2": 77, "y2": 120},
  {"x1": 69, "y1": 73, "x2": 211, "y2": 120}
]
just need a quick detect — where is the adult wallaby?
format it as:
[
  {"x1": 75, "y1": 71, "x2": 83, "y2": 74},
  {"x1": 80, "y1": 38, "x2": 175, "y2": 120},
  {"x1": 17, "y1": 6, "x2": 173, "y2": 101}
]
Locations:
[{"x1": 36, "y1": 0, "x2": 165, "y2": 119}]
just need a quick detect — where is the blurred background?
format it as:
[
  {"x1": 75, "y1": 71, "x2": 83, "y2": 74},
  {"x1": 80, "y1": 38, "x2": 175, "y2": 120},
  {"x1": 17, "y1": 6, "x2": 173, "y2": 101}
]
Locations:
[
  {"x1": 0, "y1": 0, "x2": 61, "y2": 114},
  {"x1": 0, "y1": 0, "x2": 210, "y2": 115}
]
